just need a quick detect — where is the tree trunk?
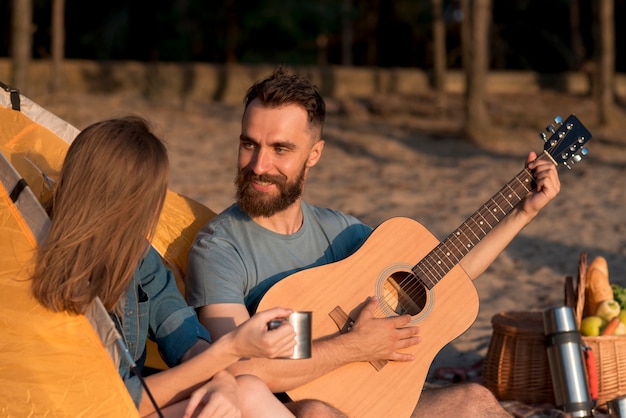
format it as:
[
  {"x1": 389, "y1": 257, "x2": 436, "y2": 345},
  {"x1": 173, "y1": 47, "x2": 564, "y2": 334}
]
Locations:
[
  {"x1": 224, "y1": 2, "x2": 239, "y2": 63},
  {"x1": 464, "y1": 0, "x2": 492, "y2": 144},
  {"x1": 364, "y1": 0, "x2": 380, "y2": 65},
  {"x1": 49, "y1": 0, "x2": 65, "y2": 93},
  {"x1": 10, "y1": 0, "x2": 34, "y2": 90},
  {"x1": 460, "y1": 0, "x2": 471, "y2": 103},
  {"x1": 569, "y1": 0, "x2": 585, "y2": 69},
  {"x1": 597, "y1": 0, "x2": 616, "y2": 125},
  {"x1": 341, "y1": 0, "x2": 353, "y2": 66},
  {"x1": 431, "y1": 0, "x2": 447, "y2": 117}
]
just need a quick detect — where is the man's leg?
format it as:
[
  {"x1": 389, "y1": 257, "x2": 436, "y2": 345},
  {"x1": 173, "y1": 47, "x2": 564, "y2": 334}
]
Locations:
[
  {"x1": 412, "y1": 383, "x2": 511, "y2": 417},
  {"x1": 286, "y1": 399, "x2": 348, "y2": 418}
]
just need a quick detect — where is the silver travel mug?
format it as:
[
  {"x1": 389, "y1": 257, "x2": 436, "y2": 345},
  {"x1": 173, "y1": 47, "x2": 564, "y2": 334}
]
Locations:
[
  {"x1": 543, "y1": 306, "x2": 594, "y2": 418},
  {"x1": 267, "y1": 311, "x2": 312, "y2": 359}
]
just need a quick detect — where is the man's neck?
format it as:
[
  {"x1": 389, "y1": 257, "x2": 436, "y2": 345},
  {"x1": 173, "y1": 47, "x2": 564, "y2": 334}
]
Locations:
[{"x1": 250, "y1": 201, "x2": 304, "y2": 235}]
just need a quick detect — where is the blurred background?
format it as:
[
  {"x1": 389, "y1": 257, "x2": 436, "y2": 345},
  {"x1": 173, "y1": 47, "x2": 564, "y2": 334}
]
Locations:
[
  {"x1": 1, "y1": 0, "x2": 624, "y2": 142},
  {"x1": 1, "y1": 0, "x2": 624, "y2": 70}
]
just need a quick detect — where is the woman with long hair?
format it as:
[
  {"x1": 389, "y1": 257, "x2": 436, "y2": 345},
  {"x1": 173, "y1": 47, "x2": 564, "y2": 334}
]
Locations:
[{"x1": 30, "y1": 116, "x2": 320, "y2": 417}]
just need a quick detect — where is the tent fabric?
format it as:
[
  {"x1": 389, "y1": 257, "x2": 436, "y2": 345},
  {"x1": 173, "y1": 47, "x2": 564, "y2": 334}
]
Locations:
[
  {"x1": 0, "y1": 88, "x2": 217, "y2": 291},
  {"x1": 0, "y1": 151, "x2": 49, "y2": 245},
  {"x1": 0, "y1": 85, "x2": 217, "y2": 414},
  {"x1": 0, "y1": 152, "x2": 140, "y2": 417}
]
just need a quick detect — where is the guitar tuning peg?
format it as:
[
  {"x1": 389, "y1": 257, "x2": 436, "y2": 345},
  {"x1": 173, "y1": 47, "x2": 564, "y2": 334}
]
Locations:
[
  {"x1": 565, "y1": 147, "x2": 589, "y2": 169},
  {"x1": 540, "y1": 132, "x2": 547, "y2": 142},
  {"x1": 546, "y1": 124, "x2": 556, "y2": 134},
  {"x1": 554, "y1": 115, "x2": 563, "y2": 125}
]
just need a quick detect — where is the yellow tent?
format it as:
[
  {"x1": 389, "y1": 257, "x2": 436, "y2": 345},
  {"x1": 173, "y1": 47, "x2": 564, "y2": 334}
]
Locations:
[{"x1": 0, "y1": 83, "x2": 215, "y2": 415}]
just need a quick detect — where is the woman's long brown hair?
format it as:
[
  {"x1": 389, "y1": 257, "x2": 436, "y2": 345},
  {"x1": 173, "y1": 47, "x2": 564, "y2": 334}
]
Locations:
[{"x1": 30, "y1": 116, "x2": 169, "y2": 314}]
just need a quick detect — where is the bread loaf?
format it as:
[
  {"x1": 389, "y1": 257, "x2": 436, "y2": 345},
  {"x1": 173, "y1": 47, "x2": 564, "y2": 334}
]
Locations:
[
  {"x1": 588, "y1": 256, "x2": 609, "y2": 277},
  {"x1": 584, "y1": 256, "x2": 612, "y2": 317}
]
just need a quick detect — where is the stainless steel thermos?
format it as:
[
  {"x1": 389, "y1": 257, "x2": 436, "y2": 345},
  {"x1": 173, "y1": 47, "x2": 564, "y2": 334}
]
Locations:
[{"x1": 543, "y1": 306, "x2": 594, "y2": 418}]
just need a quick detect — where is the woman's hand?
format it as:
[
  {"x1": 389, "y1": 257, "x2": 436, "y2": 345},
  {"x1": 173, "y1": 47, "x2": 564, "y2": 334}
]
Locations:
[
  {"x1": 229, "y1": 307, "x2": 297, "y2": 359},
  {"x1": 183, "y1": 370, "x2": 241, "y2": 418}
]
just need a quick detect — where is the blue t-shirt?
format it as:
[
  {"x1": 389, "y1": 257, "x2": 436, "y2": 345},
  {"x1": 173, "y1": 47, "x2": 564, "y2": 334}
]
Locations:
[
  {"x1": 112, "y1": 246, "x2": 211, "y2": 407},
  {"x1": 185, "y1": 201, "x2": 372, "y2": 313}
]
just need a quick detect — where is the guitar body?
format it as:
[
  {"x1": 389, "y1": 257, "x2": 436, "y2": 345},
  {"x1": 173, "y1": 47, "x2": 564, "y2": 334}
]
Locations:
[{"x1": 257, "y1": 217, "x2": 480, "y2": 418}]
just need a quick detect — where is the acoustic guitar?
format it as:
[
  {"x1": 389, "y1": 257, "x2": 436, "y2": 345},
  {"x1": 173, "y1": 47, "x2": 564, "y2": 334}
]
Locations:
[{"x1": 257, "y1": 114, "x2": 592, "y2": 418}]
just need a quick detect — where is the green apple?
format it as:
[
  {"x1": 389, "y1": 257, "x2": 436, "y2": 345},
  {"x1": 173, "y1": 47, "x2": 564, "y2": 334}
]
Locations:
[
  {"x1": 595, "y1": 299, "x2": 621, "y2": 322},
  {"x1": 581, "y1": 315, "x2": 606, "y2": 336},
  {"x1": 619, "y1": 309, "x2": 626, "y2": 326}
]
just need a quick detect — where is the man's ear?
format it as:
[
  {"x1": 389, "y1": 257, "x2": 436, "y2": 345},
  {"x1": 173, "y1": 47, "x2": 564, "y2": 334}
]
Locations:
[{"x1": 306, "y1": 139, "x2": 325, "y2": 168}]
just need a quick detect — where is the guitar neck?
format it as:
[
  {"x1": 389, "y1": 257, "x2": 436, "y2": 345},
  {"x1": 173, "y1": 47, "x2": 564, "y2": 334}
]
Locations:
[{"x1": 414, "y1": 151, "x2": 552, "y2": 287}]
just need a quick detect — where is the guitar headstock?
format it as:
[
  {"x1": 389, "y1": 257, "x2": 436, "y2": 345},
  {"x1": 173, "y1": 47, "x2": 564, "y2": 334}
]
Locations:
[{"x1": 541, "y1": 114, "x2": 592, "y2": 169}]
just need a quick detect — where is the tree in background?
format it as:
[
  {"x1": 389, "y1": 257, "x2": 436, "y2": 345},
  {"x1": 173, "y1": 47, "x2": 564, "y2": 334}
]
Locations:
[
  {"x1": 460, "y1": 0, "x2": 471, "y2": 93},
  {"x1": 431, "y1": 0, "x2": 447, "y2": 117},
  {"x1": 10, "y1": 0, "x2": 33, "y2": 89},
  {"x1": 340, "y1": 0, "x2": 353, "y2": 66},
  {"x1": 3, "y1": 0, "x2": 620, "y2": 133},
  {"x1": 49, "y1": 0, "x2": 65, "y2": 93},
  {"x1": 5, "y1": 1, "x2": 619, "y2": 73},
  {"x1": 595, "y1": 0, "x2": 616, "y2": 126},
  {"x1": 463, "y1": 0, "x2": 492, "y2": 144},
  {"x1": 569, "y1": 0, "x2": 586, "y2": 70}
]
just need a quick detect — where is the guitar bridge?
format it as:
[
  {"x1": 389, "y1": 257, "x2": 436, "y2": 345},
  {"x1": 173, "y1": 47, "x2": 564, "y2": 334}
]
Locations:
[
  {"x1": 329, "y1": 306, "x2": 388, "y2": 371},
  {"x1": 329, "y1": 306, "x2": 354, "y2": 334}
]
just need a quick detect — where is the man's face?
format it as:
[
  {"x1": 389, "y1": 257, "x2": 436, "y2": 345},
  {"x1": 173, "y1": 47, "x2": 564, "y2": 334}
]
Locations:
[{"x1": 236, "y1": 100, "x2": 323, "y2": 218}]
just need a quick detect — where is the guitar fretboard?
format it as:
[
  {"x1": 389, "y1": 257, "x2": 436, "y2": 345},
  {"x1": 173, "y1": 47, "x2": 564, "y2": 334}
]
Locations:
[{"x1": 413, "y1": 154, "x2": 546, "y2": 288}]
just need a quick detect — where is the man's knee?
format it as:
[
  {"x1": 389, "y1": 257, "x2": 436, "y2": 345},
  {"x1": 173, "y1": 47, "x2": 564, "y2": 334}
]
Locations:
[
  {"x1": 456, "y1": 382, "x2": 501, "y2": 404},
  {"x1": 413, "y1": 383, "x2": 510, "y2": 418},
  {"x1": 287, "y1": 398, "x2": 347, "y2": 418}
]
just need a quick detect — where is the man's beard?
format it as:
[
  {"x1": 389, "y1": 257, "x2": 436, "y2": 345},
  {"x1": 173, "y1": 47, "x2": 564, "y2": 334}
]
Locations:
[{"x1": 235, "y1": 166, "x2": 305, "y2": 217}]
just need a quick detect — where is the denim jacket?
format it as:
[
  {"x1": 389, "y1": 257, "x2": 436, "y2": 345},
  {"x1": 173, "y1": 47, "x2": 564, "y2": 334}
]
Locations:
[{"x1": 111, "y1": 246, "x2": 211, "y2": 407}]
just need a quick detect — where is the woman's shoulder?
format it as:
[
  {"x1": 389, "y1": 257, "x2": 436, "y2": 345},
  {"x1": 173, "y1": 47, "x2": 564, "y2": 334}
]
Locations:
[
  {"x1": 134, "y1": 245, "x2": 169, "y2": 284},
  {"x1": 142, "y1": 245, "x2": 162, "y2": 264}
]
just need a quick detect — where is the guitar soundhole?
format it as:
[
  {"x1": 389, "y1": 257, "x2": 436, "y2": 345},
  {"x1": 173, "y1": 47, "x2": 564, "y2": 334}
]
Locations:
[{"x1": 382, "y1": 271, "x2": 426, "y2": 316}]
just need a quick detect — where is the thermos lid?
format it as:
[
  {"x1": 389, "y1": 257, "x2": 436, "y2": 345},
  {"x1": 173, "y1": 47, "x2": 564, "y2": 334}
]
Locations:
[{"x1": 543, "y1": 306, "x2": 578, "y2": 334}]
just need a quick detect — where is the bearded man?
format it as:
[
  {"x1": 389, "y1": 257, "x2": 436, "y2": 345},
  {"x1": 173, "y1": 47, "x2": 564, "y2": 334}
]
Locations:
[{"x1": 185, "y1": 66, "x2": 560, "y2": 417}]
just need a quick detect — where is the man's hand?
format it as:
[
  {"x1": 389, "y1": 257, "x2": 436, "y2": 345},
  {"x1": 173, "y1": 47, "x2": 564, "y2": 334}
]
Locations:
[
  {"x1": 342, "y1": 296, "x2": 422, "y2": 363},
  {"x1": 522, "y1": 151, "x2": 561, "y2": 217}
]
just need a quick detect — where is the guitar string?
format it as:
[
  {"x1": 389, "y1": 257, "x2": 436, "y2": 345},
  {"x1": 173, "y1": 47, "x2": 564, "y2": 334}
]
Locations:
[{"x1": 374, "y1": 166, "x2": 538, "y2": 319}]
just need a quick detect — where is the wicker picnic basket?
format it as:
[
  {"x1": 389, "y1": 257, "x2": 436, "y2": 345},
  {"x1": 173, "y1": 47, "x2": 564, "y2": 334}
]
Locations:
[
  {"x1": 575, "y1": 253, "x2": 626, "y2": 406},
  {"x1": 483, "y1": 310, "x2": 555, "y2": 404},
  {"x1": 484, "y1": 253, "x2": 626, "y2": 406}
]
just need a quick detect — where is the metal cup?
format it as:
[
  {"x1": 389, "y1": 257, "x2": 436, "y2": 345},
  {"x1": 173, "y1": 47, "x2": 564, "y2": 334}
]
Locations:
[
  {"x1": 268, "y1": 311, "x2": 312, "y2": 359},
  {"x1": 608, "y1": 395, "x2": 626, "y2": 418},
  {"x1": 288, "y1": 311, "x2": 312, "y2": 359}
]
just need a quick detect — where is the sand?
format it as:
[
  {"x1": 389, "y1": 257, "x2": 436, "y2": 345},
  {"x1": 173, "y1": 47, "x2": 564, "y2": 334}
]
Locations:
[{"x1": 35, "y1": 88, "x2": 626, "y2": 386}]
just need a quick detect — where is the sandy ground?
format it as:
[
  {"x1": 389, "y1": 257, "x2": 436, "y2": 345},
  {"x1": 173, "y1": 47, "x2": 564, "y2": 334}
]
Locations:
[{"x1": 35, "y1": 88, "x2": 626, "y2": 383}]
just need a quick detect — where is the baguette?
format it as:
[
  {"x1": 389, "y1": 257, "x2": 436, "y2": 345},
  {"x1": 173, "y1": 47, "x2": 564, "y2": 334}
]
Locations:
[
  {"x1": 588, "y1": 256, "x2": 609, "y2": 277},
  {"x1": 585, "y1": 258, "x2": 612, "y2": 317}
]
